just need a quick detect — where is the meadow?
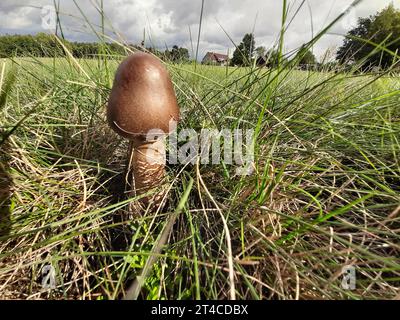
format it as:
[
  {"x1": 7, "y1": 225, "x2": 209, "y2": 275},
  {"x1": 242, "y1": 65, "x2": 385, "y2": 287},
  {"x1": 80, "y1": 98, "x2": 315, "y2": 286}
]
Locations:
[{"x1": 0, "y1": 51, "x2": 399, "y2": 299}]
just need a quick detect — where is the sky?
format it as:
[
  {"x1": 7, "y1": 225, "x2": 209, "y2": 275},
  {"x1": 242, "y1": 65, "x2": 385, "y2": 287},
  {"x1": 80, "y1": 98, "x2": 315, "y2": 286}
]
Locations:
[{"x1": 0, "y1": 0, "x2": 399, "y2": 61}]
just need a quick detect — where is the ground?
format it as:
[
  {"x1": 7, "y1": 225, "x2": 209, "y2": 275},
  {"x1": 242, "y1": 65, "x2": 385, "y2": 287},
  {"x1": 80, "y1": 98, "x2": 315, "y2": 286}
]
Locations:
[{"x1": 0, "y1": 55, "x2": 399, "y2": 299}]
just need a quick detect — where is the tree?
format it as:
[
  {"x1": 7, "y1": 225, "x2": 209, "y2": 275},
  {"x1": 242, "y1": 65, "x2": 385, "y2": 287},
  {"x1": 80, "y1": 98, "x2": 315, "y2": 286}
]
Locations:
[
  {"x1": 255, "y1": 46, "x2": 266, "y2": 58},
  {"x1": 295, "y1": 45, "x2": 318, "y2": 70},
  {"x1": 0, "y1": 33, "x2": 135, "y2": 59},
  {"x1": 0, "y1": 33, "x2": 70, "y2": 58},
  {"x1": 337, "y1": 4, "x2": 400, "y2": 70},
  {"x1": 165, "y1": 45, "x2": 189, "y2": 62},
  {"x1": 336, "y1": 17, "x2": 372, "y2": 64},
  {"x1": 231, "y1": 33, "x2": 255, "y2": 66},
  {"x1": 263, "y1": 49, "x2": 287, "y2": 68},
  {"x1": 298, "y1": 47, "x2": 317, "y2": 68}
]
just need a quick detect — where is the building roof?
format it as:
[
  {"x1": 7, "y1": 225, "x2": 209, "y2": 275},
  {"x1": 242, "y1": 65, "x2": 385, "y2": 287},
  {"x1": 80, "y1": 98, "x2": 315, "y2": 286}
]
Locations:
[{"x1": 204, "y1": 52, "x2": 229, "y2": 62}]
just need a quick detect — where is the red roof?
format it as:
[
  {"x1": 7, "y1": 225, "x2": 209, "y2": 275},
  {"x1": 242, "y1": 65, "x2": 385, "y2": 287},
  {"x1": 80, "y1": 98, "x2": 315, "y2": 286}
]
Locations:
[{"x1": 204, "y1": 52, "x2": 228, "y2": 62}]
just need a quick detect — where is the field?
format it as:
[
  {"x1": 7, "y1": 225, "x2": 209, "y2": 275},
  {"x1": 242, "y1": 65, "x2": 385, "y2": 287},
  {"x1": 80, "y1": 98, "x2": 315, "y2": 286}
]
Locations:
[{"x1": 0, "y1": 52, "x2": 399, "y2": 300}]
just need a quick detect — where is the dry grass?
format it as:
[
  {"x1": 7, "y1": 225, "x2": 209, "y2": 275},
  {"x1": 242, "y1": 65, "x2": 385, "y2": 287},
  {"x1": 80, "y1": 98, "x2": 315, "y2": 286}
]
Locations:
[{"x1": 0, "y1": 16, "x2": 399, "y2": 299}]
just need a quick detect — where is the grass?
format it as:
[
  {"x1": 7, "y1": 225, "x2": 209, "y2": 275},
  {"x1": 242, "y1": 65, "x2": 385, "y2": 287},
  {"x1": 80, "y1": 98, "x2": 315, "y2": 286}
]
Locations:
[{"x1": 1, "y1": 2, "x2": 400, "y2": 300}]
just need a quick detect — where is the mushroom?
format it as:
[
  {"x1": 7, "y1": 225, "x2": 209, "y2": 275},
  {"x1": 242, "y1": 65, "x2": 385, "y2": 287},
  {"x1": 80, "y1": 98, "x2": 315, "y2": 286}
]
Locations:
[{"x1": 107, "y1": 52, "x2": 180, "y2": 209}]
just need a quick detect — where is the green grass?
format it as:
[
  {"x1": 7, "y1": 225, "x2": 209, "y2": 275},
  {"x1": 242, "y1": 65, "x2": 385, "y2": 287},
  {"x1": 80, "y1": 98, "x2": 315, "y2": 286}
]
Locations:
[
  {"x1": 0, "y1": 53, "x2": 398, "y2": 300},
  {"x1": 1, "y1": 3, "x2": 400, "y2": 299}
]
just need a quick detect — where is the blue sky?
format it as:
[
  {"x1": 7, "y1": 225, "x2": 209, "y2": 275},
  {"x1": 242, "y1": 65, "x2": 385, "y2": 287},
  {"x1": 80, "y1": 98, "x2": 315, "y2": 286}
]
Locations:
[{"x1": 0, "y1": 0, "x2": 398, "y2": 60}]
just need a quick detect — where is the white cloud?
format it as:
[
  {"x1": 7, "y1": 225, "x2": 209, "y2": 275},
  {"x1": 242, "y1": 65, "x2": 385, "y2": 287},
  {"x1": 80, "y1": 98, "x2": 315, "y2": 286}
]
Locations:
[{"x1": 0, "y1": 0, "x2": 399, "y2": 60}]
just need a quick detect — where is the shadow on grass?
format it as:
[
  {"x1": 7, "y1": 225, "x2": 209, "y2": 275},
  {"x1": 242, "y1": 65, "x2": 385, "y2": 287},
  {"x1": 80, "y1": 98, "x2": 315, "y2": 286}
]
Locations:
[
  {"x1": 51, "y1": 120, "x2": 136, "y2": 251},
  {"x1": 0, "y1": 140, "x2": 12, "y2": 237}
]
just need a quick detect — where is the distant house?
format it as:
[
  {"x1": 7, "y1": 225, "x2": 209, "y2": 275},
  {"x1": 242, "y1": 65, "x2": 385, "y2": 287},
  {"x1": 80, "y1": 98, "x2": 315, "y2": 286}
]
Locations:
[
  {"x1": 202, "y1": 52, "x2": 229, "y2": 66},
  {"x1": 256, "y1": 56, "x2": 267, "y2": 67}
]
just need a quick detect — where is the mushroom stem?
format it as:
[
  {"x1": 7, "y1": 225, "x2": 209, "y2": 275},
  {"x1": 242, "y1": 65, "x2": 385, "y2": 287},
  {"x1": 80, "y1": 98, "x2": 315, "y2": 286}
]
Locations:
[{"x1": 128, "y1": 138, "x2": 167, "y2": 208}]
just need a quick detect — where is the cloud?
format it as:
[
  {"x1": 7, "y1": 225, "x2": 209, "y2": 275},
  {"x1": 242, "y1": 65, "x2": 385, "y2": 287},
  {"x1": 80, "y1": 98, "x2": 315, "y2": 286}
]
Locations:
[{"x1": 0, "y1": 0, "x2": 399, "y2": 60}]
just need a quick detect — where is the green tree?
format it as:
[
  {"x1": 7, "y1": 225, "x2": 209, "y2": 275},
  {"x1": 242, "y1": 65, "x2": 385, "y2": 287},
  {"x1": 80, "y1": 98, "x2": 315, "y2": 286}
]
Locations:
[
  {"x1": 337, "y1": 4, "x2": 400, "y2": 70},
  {"x1": 255, "y1": 46, "x2": 266, "y2": 58},
  {"x1": 263, "y1": 49, "x2": 288, "y2": 68},
  {"x1": 165, "y1": 45, "x2": 189, "y2": 62},
  {"x1": 0, "y1": 33, "x2": 132, "y2": 59},
  {"x1": 0, "y1": 33, "x2": 70, "y2": 58},
  {"x1": 231, "y1": 33, "x2": 255, "y2": 66},
  {"x1": 298, "y1": 48, "x2": 317, "y2": 67}
]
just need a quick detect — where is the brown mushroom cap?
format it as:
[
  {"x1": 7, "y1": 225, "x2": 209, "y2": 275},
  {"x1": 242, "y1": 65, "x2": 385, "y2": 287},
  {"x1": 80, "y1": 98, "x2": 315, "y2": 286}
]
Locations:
[{"x1": 107, "y1": 52, "x2": 180, "y2": 140}]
